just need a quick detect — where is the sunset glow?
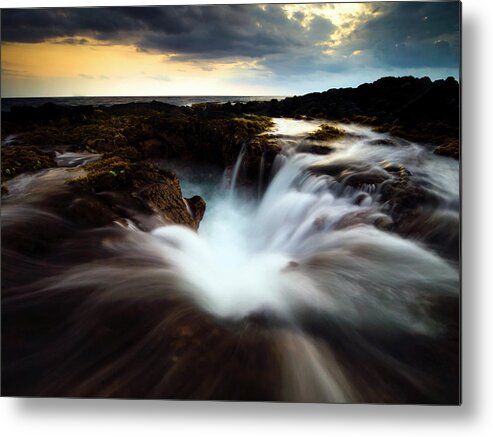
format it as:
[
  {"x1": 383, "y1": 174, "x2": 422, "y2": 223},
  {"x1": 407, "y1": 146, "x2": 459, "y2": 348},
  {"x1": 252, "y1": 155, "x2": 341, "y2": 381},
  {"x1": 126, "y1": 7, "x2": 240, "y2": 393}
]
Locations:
[{"x1": 1, "y1": 3, "x2": 460, "y2": 97}]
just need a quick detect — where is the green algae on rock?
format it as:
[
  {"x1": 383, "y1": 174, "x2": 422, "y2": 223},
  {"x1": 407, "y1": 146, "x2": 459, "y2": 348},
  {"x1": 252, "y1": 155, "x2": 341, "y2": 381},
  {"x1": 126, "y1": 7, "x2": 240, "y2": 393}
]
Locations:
[
  {"x1": 307, "y1": 124, "x2": 345, "y2": 142},
  {"x1": 69, "y1": 157, "x2": 203, "y2": 229},
  {"x1": 1, "y1": 145, "x2": 56, "y2": 181}
]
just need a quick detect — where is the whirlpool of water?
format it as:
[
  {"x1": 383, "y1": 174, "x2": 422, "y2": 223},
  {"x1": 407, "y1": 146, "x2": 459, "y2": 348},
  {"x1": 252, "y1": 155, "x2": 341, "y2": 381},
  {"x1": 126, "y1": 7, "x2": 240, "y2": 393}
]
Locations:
[{"x1": 1, "y1": 118, "x2": 460, "y2": 403}]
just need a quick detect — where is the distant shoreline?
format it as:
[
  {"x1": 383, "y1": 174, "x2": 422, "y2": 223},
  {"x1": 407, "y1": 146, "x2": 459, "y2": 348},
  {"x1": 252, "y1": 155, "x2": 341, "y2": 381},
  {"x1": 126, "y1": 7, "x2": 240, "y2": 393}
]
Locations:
[{"x1": 1, "y1": 96, "x2": 288, "y2": 112}]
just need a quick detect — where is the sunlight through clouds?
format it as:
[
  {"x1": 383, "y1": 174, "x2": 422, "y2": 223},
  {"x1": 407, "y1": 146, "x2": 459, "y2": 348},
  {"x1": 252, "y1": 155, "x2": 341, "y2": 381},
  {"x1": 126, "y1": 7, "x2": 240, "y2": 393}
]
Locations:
[{"x1": 1, "y1": 3, "x2": 460, "y2": 97}]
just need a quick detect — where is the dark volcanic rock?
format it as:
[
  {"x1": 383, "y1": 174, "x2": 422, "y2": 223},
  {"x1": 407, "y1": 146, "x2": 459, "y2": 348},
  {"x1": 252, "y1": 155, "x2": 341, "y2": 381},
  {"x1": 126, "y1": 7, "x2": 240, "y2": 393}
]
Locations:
[
  {"x1": 297, "y1": 143, "x2": 335, "y2": 155},
  {"x1": 186, "y1": 195, "x2": 207, "y2": 229},
  {"x1": 366, "y1": 139, "x2": 397, "y2": 147},
  {"x1": 380, "y1": 161, "x2": 413, "y2": 176},
  {"x1": 434, "y1": 139, "x2": 460, "y2": 160},
  {"x1": 69, "y1": 158, "x2": 203, "y2": 230},
  {"x1": 233, "y1": 76, "x2": 459, "y2": 147},
  {"x1": 339, "y1": 170, "x2": 390, "y2": 187},
  {"x1": 139, "y1": 181, "x2": 195, "y2": 228},
  {"x1": 310, "y1": 162, "x2": 390, "y2": 187},
  {"x1": 378, "y1": 171, "x2": 443, "y2": 241},
  {"x1": 395, "y1": 209, "x2": 460, "y2": 261}
]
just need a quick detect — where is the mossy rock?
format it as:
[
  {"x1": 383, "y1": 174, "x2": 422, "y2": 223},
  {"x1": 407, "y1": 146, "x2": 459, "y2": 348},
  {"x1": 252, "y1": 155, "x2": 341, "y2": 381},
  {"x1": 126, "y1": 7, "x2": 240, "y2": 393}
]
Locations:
[
  {"x1": 230, "y1": 115, "x2": 274, "y2": 133},
  {"x1": 70, "y1": 156, "x2": 132, "y2": 192},
  {"x1": 138, "y1": 180, "x2": 195, "y2": 228},
  {"x1": 17, "y1": 126, "x2": 77, "y2": 145},
  {"x1": 434, "y1": 140, "x2": 459, "y2": 160},
  {"x1": 73, "y1": 123, "x2": 127, "y2": 151},
  {"x1": 71, "y1": 157, "x2": 178, "y2": 195},
  {"x1": 69, "y1": 158, "x2": 201, "y2": 228},
  {"x1": 307, "y1": 124, "x2": 345, "y2": 142},
  {"x1": 103, "y1": 145, "x2": 142, "y2": 162},
  {"x1": 1, "y1": 145, "x2": 56, "y2": 180}
]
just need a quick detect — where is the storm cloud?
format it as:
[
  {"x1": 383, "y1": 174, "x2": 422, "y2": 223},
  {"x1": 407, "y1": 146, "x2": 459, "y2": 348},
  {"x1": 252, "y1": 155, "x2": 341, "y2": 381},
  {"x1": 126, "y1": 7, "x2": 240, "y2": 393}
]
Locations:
[
  {"x1": 346, "y1": 2, "x2": 460, "y2": 68},
  {"x1": 1, "y1": 5, "x2": 311, "y2": 58},
  {"x1": 1, "y1": 2, "x2": 460, "y2": 78}
]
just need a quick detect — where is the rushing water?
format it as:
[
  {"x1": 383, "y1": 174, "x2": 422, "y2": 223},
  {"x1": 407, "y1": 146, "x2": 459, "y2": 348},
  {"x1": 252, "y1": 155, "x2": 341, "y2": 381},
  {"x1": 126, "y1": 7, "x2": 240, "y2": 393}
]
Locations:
[
  {"x1": 1, "y1": 119, "x2": 460, "y2": 402},
  {"x1": 159, "y1": 119, "x2": 459, "y2": 323}
]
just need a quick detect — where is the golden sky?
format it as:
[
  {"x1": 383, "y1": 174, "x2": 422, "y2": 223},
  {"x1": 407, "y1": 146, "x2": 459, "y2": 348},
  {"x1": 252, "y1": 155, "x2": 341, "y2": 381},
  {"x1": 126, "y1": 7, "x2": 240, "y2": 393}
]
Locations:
[{"x1": 2, "y1": 39, "x2": 270, "y2": 96}]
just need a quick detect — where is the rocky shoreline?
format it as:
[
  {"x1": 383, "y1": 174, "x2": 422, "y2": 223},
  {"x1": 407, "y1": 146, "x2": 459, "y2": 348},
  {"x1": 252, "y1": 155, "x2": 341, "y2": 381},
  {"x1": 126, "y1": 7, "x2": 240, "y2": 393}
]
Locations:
[{"x1": 1, "y1": 76, "x2": 459, "y2": 232}]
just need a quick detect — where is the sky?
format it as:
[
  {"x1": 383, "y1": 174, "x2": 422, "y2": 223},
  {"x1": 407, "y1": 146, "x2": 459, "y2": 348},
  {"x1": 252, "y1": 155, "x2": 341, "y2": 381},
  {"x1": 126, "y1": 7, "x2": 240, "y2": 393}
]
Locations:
[{"x1": 1, "y1": 2, "x2": 461, "y2": 97}]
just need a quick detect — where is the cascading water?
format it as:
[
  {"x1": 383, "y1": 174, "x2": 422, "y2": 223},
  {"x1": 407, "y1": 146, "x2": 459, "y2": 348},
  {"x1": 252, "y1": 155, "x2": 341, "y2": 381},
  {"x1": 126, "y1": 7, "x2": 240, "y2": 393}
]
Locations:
[
  {"x1": 153, "y1": 120, "x2": 458, "y2": 325},
  {"x1": 145, "y1": 119, "x2": 459, "y2": 401},
  {"x1": 1, "y1": 118, "x2": 459, "y2": 402}
]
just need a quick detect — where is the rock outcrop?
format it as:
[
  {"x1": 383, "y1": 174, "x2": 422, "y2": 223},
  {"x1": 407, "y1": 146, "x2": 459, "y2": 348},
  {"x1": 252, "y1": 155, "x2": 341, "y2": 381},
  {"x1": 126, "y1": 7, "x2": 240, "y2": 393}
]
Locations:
[
  {"x1": 68, "y1": 158, "x2": 204, "y2": 230},
  {"x1": 234, "y1": 76, "x2": 460, "y2": 149}
]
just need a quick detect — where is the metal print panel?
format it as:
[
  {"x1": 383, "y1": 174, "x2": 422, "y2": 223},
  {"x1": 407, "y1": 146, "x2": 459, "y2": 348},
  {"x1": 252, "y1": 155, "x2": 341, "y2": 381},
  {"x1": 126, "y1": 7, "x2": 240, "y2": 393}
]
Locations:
[{"x1": 0, "y1": 2, "x2": 461, "y2": 403}]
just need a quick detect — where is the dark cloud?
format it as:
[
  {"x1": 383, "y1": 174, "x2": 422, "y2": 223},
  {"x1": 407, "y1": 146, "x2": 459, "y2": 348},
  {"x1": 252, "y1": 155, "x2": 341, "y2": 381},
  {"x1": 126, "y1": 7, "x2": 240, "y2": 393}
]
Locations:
[
  {"x1": 347, "y1": 2, "x2": 460, "y2": 68},
  {"x1": 1, "y1": 5, "x2": 308, "y2": 58},
  {"x1": 54, "y1": 37, "x2": 90, "y2": 45},
  {"x1": 1, "y1": 7, "x2": 141, "y2": 43},
  {"x1": 1, "y1": 3, "x2": 460, "y2": 75}
]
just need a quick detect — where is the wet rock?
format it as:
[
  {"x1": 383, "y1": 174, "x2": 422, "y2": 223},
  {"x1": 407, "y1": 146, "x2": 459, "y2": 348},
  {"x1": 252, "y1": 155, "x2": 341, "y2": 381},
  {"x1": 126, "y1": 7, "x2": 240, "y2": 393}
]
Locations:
[
  {"x1": 67, "y1": 196, "x2": 120, "y2": 228},
  {"x1": 380, "y1": 178, "x2": 436, "y2": 212},
  {"x1": 69, "y1": 159, "x2": 203, "y2": 229},
  {"x1": 297, "y1": 143, "x2": 335, "y2": 155},
  {"x1": 333, "y1": 210, "x2": 393, "y2": 231},
  {"x1": 242, "y1": 135, "x2": 281, "y2": 187},
  {"x1": 395, "y1": 209, "x2": 460, "y2": 261},
  {"x1": 380, "y1": 161, "x2": 413, "y2": 176},
  {"x1": 353, "y1": 193, "x2": 371, "y2": 206},
  {"x1": 77, "y1": 124, "x2": 127, "y2": 151},
  {"x1": 186, "y1": 195, "x2": 207, "y2": 229},
  {"x1": 1, "y1": 145, "x2": 57, "y2": 181},
  {"x1": 338, "y1": 168, "x2": 390, "y2": 187},
  {"x1": 103, "y1": 145, "x2": 142, "y2": 162},
  {"x1": 367, "y1": 138, "x2": 397, "y2": 147},
  {"x1": 140, "y1": 138, "x2": 163, "y2": 157},
  {"x1": 434, "y1": 140, "x2": 459, "y2": 160},
  {"x1": 309, "y1": 162, "x2": 363, "y2": 178},
  {"x1": 379, "y1": 172, "x2": 441, "y2": 236},
  {"x1": 138, "y1": 182, "x2": 194, "y2": 228},
  {"x1": 374, "y1": 215, "x2": 394, "y2": 231},
  {"x1": 307, "y1": 124, "x2": 345, "y2": 142},
  {"x1": 70, "y1": 156, "x2": 132, "y2": 192}
]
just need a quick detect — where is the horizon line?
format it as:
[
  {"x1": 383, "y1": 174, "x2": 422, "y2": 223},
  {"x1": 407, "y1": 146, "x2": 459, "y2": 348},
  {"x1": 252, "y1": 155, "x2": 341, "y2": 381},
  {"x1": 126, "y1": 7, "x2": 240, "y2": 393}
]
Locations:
[
  {"x1": 1, "y1": 94, "x2": 289, "y2": 99},
  {"x1": 1, "y1": 74, "x2": 460, "y2": 100}
]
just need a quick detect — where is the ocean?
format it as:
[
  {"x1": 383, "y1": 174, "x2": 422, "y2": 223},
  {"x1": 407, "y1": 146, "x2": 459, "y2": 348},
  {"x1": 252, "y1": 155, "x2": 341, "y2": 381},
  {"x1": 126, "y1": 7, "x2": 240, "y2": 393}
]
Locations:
[{"x1": 1, "y1": 95, "x2": 287, "y2": 112}]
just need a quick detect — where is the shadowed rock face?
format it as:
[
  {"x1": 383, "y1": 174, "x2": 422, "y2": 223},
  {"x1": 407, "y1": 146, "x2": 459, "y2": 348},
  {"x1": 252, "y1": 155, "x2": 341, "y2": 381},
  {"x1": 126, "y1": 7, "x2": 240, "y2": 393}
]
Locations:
[
  {"x1": 68, "y1": 159, "x2": 204, "y2": 230},
  {"x1": 186, "y1": 195, "x2": 207, "y2": 229}
]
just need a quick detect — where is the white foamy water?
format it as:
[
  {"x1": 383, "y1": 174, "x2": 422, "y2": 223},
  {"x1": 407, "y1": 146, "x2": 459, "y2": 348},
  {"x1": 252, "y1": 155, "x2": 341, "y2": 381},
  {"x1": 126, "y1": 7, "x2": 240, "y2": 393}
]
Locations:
[{"x1": 150, "y1": 119, "x2": 459, "y2": 332}]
